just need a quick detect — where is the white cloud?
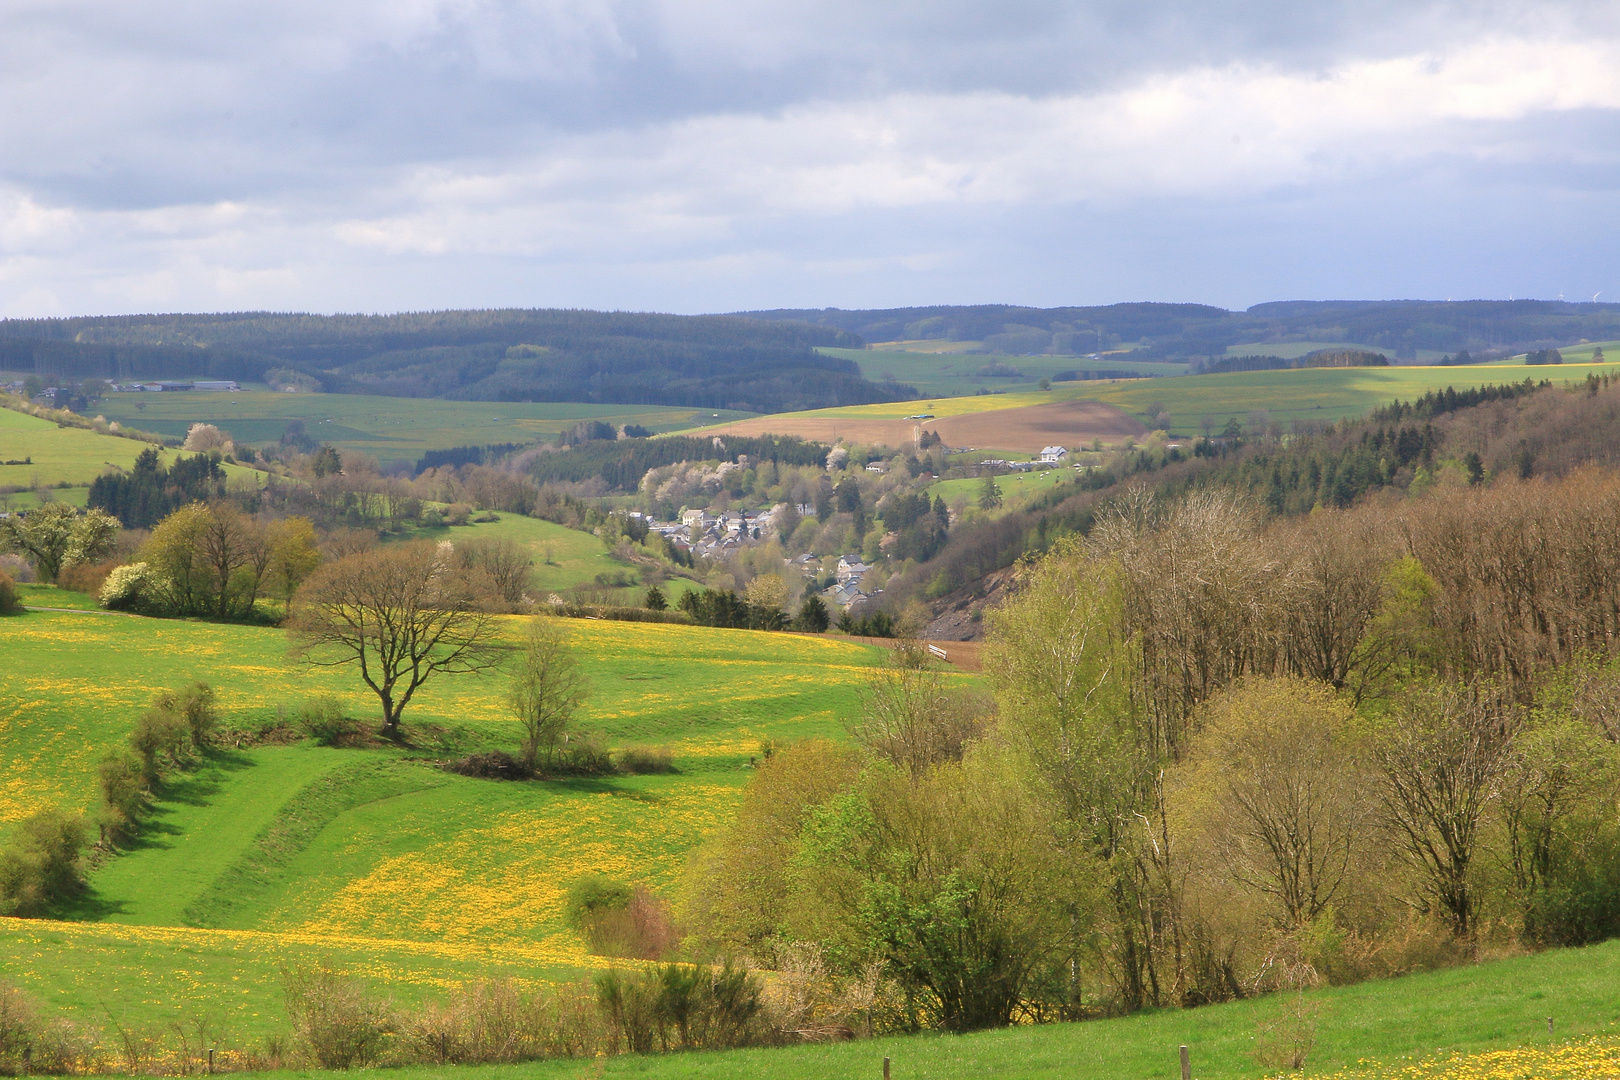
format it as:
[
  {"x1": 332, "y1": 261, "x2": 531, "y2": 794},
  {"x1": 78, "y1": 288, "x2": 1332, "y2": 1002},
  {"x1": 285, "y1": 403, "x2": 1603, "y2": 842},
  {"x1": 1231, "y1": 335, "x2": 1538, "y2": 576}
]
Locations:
[{"x1": 0, "y1": 3, "x2": 1618, "y2": 315}]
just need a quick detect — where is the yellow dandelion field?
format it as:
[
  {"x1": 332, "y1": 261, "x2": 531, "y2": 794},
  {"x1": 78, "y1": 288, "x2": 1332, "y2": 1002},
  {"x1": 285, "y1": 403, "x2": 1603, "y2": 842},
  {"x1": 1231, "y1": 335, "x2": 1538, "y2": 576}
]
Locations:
[{"x1": 1324, "y1": 1032, "x2": 1620, "y2": 1080}]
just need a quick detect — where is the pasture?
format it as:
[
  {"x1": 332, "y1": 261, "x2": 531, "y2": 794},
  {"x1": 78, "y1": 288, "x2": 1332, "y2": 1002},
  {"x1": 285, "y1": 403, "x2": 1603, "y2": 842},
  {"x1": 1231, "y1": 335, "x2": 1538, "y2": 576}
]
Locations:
[
  {"x1": 821, "y1": 346, "x2": 1186, "y2": 396},
  {"x1": 92, "y1": 392, "x2": 753, "y2": 469},
  {"x1": 0, "y1": 608, "x2": 900, "y2": 1037},
  {"x1": 0, "y1": 404, "x2": 267, "y2": 490}
]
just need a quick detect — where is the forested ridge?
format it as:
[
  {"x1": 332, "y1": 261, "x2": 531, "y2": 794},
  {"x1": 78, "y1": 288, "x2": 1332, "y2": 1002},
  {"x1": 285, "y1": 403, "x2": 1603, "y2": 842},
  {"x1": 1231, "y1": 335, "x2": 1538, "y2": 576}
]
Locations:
[
  {"x1": 0, "y1": 309, "x2": 908, "y2": 413},
  {"x1": 745, "y1": 298, "x2": 1620, "y2": 361}
]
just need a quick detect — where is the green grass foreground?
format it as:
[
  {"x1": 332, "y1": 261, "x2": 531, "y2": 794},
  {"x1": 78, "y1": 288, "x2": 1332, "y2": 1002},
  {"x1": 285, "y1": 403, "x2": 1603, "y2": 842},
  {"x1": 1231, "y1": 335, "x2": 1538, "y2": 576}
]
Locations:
[{"x1": 222, "y1": 939, "x2": 1620, "y2": 1080}]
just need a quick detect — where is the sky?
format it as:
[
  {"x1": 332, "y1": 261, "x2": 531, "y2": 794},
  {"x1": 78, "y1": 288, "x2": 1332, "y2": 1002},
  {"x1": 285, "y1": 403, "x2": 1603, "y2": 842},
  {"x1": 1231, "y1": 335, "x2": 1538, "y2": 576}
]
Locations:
[{"x1": 1, "y1": 0, "x2": 1618, "y2": 318}]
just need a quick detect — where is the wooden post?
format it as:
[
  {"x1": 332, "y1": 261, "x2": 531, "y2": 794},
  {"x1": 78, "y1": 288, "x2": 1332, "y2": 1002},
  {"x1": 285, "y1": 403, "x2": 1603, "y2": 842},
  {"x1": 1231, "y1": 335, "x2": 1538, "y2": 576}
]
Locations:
[
  {"x1": 1180, "y1": 1044, "x2": 1191, "y2": 1080},
  {"x1": 207, "y1": 1048, "x2": 215, "y2": 1075},
  {"x1": 1548, "y1": 1017, "x2": 1554, "y2": 1035},
  {"x1": 883, "y1": 1056, "x2": 891, "y2": 1080}
]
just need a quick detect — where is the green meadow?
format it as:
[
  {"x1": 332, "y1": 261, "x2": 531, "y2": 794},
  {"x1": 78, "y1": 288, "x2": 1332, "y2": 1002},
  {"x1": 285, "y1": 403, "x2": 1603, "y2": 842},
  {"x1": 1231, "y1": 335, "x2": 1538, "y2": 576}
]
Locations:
[
  {"x1": 0, "y1": 405, "x2": 265, "y2": 490},
  {"x1": 820, "y1": 346, "x2": 1187, "y2": 396},
  {"x1": 92, "y1": 392, "x2": 753, "y2": 468},
  {"x1": 0, "y1": 607, "x2": 901, "y2": 1038}
]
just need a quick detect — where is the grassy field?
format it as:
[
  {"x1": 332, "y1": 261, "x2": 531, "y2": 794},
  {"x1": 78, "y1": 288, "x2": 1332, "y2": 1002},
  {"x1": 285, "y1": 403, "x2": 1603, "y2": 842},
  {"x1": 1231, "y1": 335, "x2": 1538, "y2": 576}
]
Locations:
[
  {"x1": 200, "y1": 936, "x2": 1620, "y2": 1080},
  {"x1": 0, "y1": 607, "x2": 898, "y2": 1038},
  {"x1": 92, "y1": 392, "x2": 752, "y2": 469},
  {"x1": 821, "y1": 347, "x2": 1186, "y2": 396},
  {"x1": 402, "y1": 514, "x2": 702, "y2": 606},
  {"x1": 0, "y1": 405, "x2": 267, "y2": 490},
  {"x1": 927, "y1": 466, "x2": 1079, "y2": 516}
]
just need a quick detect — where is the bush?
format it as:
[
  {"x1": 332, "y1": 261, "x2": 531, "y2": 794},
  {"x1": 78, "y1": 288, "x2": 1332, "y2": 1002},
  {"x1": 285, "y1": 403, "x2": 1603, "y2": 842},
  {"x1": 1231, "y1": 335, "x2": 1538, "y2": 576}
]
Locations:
[
  {"x1": 153, "y1": 682, "x2": 218, "y2": 752},
  {"x1": 129, "y1": 709, "x2": 189, "y2": 785},
  {"x1": 444, "y1": 751, "x2": 531, "y2": 780},
  {"x1": 595, "y1": 962, "x2": 766, "y2": 1052},
  {"x1": 99, "y1": 561, "x2": 150, "y2": 610},
  {"x1": 296, "y1": 696, "x2": 361, "y2": 746},
  {"x1": 0, "y1": 554, "x2": 32, "y2": 584},
  {"x1": 55, "y1": 559, "x2": 117, "y2": 598},
  {"x1": 445, "y1": 503, "x2": 473, "y2": 526},
  {"x1": 0, "y1": 572, "x2": 17, "y2": 616},
  {"x1": 283, "y1": 966, "x2": 394, "y2": 1069},
  {"x1": 618, "y1": 746, "x2": 676, "y2": 774},
  {"x1": 0, "y1": 980, "x2": 97, "y2": 1077},
  {"x1": 566, "y1": 877, "x2": 677, "y2": 960},
  {"x1": 0, "y1": 809, "x2": 88, "y2": 917},
  {"x1": 555, "y1": 732, "x2": 615, "y2": 775},
  {"x1": 97, "y1": 750, "x2": 147, "y2": 844}
]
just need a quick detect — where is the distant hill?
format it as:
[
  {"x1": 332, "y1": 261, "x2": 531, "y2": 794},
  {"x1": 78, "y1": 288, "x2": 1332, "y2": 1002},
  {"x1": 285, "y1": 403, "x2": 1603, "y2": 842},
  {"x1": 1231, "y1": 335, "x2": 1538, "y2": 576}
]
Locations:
[
  {"x1": 741, "y1": 299, "x2": 1620, "y2": 362},
  {"x1": 0, "y1": 309, "x2": 910, "y2": 414}
]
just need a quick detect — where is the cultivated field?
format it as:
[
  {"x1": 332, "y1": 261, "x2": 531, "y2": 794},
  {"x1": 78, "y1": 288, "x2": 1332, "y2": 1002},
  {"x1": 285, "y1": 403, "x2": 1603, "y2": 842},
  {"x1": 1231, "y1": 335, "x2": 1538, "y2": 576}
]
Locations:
[
  {"x1": 703, "y1": 393, "x2": 1146, "y2": 453},
  {"x1": 92, "y1": 392, "x2": 753, "y2": 469}
]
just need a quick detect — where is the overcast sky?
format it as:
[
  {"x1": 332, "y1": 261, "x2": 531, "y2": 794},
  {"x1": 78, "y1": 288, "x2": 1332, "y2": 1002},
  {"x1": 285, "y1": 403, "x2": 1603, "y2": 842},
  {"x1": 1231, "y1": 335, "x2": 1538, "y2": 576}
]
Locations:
[{"x1": 1, "y1": 0, "x2": 1617, "y2": 317}]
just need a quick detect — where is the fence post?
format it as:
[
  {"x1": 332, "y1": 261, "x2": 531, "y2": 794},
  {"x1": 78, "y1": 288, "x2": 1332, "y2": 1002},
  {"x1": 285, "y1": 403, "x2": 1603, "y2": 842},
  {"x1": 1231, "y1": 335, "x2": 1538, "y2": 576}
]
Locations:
[
  {"x1": 884, "y1": 1056, "x2": 891, "y2": 1080},
  {"x1": 1180, "y1": 1044, "x2": 1191, "y2": 1080},
  {"x1": 207, "y1": 1048, "x2": 215, "y2": 1075}
]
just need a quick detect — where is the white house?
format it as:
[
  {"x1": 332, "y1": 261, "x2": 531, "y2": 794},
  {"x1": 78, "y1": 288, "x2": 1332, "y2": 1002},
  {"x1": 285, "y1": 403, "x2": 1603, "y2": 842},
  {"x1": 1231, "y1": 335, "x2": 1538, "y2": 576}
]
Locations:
[{"x1": 1037, "y1": 445, "x2": 1069, "y2": 463}]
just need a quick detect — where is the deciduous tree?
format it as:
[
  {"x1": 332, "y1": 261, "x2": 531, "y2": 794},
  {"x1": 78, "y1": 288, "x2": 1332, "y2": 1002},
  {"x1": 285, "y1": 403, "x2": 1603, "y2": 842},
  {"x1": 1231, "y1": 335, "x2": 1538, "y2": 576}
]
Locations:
[{"x1": 289, "y1": 541, "x2": 502, "y2": 736}]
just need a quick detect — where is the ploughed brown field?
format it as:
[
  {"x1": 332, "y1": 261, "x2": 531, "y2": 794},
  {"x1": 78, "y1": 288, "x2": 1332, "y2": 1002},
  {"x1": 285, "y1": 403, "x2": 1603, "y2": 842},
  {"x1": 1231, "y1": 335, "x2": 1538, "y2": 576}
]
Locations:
[{"x1": 716, "y1": 398, "x2": 1148, "y2": 452}]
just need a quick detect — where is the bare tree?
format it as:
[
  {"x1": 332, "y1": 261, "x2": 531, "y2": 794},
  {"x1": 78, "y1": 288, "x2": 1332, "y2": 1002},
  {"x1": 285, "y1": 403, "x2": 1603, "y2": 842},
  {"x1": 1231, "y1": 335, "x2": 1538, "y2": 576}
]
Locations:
[
  {"x1": 508, "y1": 616, "x2": 589, "y2": 771},
  {"x1": 852, "y1": 658, "x2": 992, "y2": 779},
  {"x1": 289, "y1": 541, "x2": 502, "y2": 736},
  {"x1": 1374, "y1": 681, "x2": 1518, "y2": 940},
  {"x1": 456, "y1": 538, "x2": 532, "y2": 606}
]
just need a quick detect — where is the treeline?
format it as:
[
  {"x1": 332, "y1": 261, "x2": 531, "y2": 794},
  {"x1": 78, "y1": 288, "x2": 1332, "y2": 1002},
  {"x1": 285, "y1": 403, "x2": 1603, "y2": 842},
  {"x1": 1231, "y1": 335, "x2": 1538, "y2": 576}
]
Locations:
[
  {"x1": 687, "y1": 473, "x2": 1620, "y2": 1034},
  {"x1": 414, "y1": 443, "x2": 527, "y2": 473},
  {"x1": 0, "y1": 309, "x2": 913, "y2": 413},
  {"x1": 885, "y1": 377, "x2": 1619, "y2": 609},
  {"x1": 88, "y1": 448, "x2": 229, "y2": 528},
  {"x1": 527, "y1": 433, "x2": 829, "y2": 492},
  {"x1": 1191, "y1": 349, "x2": 1390, "y2": 374}
]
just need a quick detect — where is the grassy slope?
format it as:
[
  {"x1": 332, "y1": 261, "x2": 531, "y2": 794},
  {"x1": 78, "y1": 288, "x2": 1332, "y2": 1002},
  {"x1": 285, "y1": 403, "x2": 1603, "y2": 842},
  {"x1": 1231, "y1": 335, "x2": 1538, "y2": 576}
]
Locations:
[
  {"x1": 406, "y1": 514, "x2": 701, "y2": 606},
  {"x1": 823, "y1": 347, "x2": 1186, "y2": 396},
  {"x1": 92, "y1": 392, "x2": 753, "y2": 468},
  {"x1": 0, "y1": 610, "x2": 895, "y2": 1032},
  {"x1": 223, "y1": 937, "x2": 1620, "y2": 1080},
  {"x1": 699, "y1": 362, "x2": 1620, "y2": 441},
  {"x1": 0, "y1": 405, "x2": 266, "y2": 488}
]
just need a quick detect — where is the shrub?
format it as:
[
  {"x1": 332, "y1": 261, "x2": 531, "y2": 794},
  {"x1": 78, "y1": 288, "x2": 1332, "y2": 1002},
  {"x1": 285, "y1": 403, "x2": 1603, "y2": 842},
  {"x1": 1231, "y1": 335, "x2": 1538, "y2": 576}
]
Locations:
[
  {"x1": 0, "y1": 809, "x2": 89, "y2": 917},
  {"x1": 595, "y1": 963, "x2": 766, "y2": 1053},
  {"x1": 444, "y1": 751, "x2": 531, "y2": 780},
  {"x1": 296, "y1": 696, "x2": 361, "y2": 746},
  {"x1": 618, "y1": 746, "x2": 676, "y2": 774},
  {"x1": 0, "y1": 554, "x2": 32, "y2": 584},
  {"x1": 554, "y1": 732, "x2": 615, "y2": 775},
  {"x1": 156, "y1": 682, "x2": 218, "y2": 752},
  {"x1": 445, "y1": 503, "x2": 473, "y2": 526},
  {"x1": 566, "y1": 877, "x2": 677, "y2": 960},
  {"x1": 282, "y1": 966, "x2": 394, "y2": 1069},
  {"x1": 0, "y1": 572, "x2": 17, "y2": 616},
  {"x1": 56, "y1": 558, "x2": 117, "y2": 598},
  {"x1": 0, "y1": 980, "x2": 97, "y2": 1077},
  {"x1": 97, "y1": 750, "x2": 147, "y2": 843},
  {"x1": 99, "y1": 561, "x2": 150, "y2": 610},
  {"x1": 129, "y1": 708, "x2": 189, "y2": 785}
]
